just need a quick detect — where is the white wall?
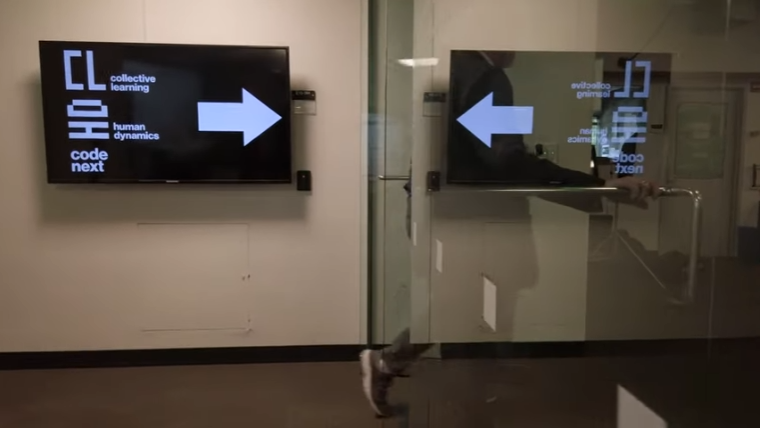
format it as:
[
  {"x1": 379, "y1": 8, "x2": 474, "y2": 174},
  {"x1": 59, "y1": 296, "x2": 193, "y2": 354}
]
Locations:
[{"x1": 0, "y1": 0, "x2": 367, "y2": 352}]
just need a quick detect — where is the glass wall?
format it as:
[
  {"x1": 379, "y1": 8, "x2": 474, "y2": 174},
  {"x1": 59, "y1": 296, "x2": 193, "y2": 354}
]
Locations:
[
  {"x1": 369, "y1": 0, "x2": 760, "y2": 426},
  {"x1": 368, "y1": 0, "x2": 416, "y2": 347}
]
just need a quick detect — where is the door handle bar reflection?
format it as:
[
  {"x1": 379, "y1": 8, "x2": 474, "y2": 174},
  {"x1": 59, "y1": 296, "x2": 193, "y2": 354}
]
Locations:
[
  {"x1": 440, "y1": 186, "x2": 702, "y2": 303},
  {"x1": 377, "y1": 175, "x2": 411, "y2": 181}
]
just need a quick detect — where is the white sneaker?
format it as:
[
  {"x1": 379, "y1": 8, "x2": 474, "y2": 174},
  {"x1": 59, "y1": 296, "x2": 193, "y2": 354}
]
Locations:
[{"x1": 360, "y1": 350, "x2": 394, "y2": 417}]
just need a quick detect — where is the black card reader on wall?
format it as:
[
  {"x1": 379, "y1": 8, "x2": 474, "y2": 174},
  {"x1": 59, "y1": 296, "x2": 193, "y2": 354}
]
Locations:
[{"x1": 296, "y1": 170, "x2": 312, "y2": 191}]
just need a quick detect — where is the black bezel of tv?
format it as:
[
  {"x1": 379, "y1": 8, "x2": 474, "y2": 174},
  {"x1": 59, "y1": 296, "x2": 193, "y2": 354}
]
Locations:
[
  {"x1": 444, "y1": 50, "x2": 666, "y2": 186},
  {"x1": 39, "y1": 41, "x2": 292, "y2": 184},
  {"x1": 444, "y1": 49, "x2": 538, "y2": 186}
]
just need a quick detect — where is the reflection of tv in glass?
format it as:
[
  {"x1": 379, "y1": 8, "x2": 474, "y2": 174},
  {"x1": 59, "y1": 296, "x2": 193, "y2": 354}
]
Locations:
[
  {"x1": 39, "y1": 41, "x2": 291, "y2": 184},
  {"x1": 446, "y1": 50, "x2": 669, "y2": 184},
  {"x1": 592, "y1": 87, "x2": 646, "y2": 178},
  {"x1": 595, "y1": 86, "x2": 646, "y2": 158},
  {"x1": 446, "y1": 50, "x2": 533, "y2": 184}
]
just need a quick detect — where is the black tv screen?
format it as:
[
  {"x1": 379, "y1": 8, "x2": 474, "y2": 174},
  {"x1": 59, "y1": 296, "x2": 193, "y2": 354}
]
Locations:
[
  {"x1": 446, "y1": 50, "x2": 669, "y2": 184},
  {"x1": 39, "y1": 41, "x2": 291, "y2": 183}
]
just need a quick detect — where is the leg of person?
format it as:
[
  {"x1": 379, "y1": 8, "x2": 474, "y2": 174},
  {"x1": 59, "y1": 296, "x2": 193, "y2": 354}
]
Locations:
[
  {"x1": 362, "y1": 181, "x2": 424, "y2": 416},
  {"x1": 360, "y1": 328, "x2": 433, "y2": 417},
  {"x1": 380, "y1": 327, "x2": 433, "y2": 374}
]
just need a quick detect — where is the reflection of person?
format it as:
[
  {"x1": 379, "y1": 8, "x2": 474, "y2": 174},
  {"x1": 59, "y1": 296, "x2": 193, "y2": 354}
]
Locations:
[{"x1": 361, "y1": 50, "x2": 661, "y2": 418}]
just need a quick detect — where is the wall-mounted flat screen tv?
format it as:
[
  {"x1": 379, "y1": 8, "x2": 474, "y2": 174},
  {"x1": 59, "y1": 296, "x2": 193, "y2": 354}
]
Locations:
[{"x1": 39, "y1": 41, "x2": 291, "y2": 183}]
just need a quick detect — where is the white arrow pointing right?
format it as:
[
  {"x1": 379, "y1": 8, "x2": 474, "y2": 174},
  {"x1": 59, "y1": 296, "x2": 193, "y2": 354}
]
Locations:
[{"x1": 198, "y1": 89, "x2": 281, "y2": 146}]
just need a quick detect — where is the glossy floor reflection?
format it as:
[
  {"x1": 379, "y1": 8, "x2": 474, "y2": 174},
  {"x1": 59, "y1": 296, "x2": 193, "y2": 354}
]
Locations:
[{"x1": 1, "y1": 352, "x2": 757, "y2": 428}]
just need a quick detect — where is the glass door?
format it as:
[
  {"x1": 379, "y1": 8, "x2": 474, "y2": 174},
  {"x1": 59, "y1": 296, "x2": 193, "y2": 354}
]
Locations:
[
  {"x1": 368, "y1": 0, "x2": 760, "y2": 426},
  {"x1": 367, "y1": 1, "x2": 438, "y2": 424},
  {"x1": 368, "y1": 0, "x2": 425, "y2": 354},
  {"x1": 371, "y1": 0, "x2": 759, "y2": 426}
]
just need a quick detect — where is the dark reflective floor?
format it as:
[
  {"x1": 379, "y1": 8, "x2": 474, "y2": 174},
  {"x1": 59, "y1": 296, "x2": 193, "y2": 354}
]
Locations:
[
  {"x1": 1, "y1": 352, "x2": 758, "y2": 428},
  {"x1": 1, "y1": 223, "x2": 757, "y2": 427}
]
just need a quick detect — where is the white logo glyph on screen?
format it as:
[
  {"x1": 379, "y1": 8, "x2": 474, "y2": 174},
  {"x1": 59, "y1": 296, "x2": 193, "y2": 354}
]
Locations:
[{"x1": 64, "y1": 50, "x2": 109, "y2": 140}]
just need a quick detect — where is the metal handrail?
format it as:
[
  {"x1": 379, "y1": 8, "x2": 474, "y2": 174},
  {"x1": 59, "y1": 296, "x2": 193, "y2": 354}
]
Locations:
[{"x1": 436, "y1": 186, "x2": 702, "y2": 303}]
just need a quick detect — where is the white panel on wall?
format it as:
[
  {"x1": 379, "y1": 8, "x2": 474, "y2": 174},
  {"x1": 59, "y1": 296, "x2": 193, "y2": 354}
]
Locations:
[{"x1": 135, "y1": 223, "x2": 249, "y2": 332}]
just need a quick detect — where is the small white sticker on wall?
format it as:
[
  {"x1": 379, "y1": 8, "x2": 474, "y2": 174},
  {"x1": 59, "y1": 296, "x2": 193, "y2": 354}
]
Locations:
[
  {"x1": 618, "y1": 386, "x2": 667, "y2": 428},
  {"x1": 483, "y1": 276, "x2": 497, "y2": 332},
  {"x1": 435, "y1": 239, "x2": 443, "y2": 273}
]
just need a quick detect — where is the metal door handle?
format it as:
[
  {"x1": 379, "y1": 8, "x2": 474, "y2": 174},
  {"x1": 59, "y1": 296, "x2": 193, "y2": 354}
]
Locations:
[{"x1": 377, "y1": 175, "x2": 411, "y2": 181}]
